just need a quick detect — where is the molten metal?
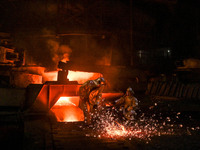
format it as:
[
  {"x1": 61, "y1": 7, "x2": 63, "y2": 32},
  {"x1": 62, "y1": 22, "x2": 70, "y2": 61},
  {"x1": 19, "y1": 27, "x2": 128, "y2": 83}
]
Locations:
[
  {"x1": 68, "y1": 71, "x2": 102, "y2": 84},
  {"x1": 51, "y1": 96, "x2": 84, "y2": 122},
  {"x1": 55, "y1": 97, "x2": 78, "y2": 106},
  {"x1": 43, "y1": 70, "x2": 102, "y2": 84}
]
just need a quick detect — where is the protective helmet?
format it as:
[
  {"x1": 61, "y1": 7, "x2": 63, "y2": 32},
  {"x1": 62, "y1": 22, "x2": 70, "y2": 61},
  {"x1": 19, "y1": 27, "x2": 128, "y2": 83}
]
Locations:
[
  {"x1": 126, "y1": 87, "x2": 134, "y2": 95},
  {"x1": 95, "y1": 77, "x2": 106, "y2": 85}
]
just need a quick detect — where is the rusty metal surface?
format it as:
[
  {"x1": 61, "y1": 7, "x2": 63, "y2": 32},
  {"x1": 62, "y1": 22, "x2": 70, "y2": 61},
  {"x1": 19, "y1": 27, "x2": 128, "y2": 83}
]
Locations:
[
  {"x1": 26, "y1": 82, "x2": 123, "y2": 113},
  {"x1": 27, "y1": 84, "x2": 81, "y2": 113},
  {"x1": 0, "y1": 87, "x2": 25, "y2": 107}
]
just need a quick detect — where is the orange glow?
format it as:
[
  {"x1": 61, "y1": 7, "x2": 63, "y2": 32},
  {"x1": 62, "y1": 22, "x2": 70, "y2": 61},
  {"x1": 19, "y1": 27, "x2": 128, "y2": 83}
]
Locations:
[
  {"x1": 68, "y1": 71, "x2": 102, "y2": 84},
  {"x1": 106, "y1": 122, "x2": 128, "y2": 137},
  {"x1": 55, "y1": 96, "x2": 79, "y2": 106},
  {"x1": 51, "y1": 96, "x2": 84, "y2": 122},
  {"x1": 43, "y1": 70, "x2": 102, "y2": 84},
  {"x1": 43, "y1": 71, "x2": 57, "y2": 81},
  {"x1": 50, "y1": 93, "x2": 123, "y2": 122}
]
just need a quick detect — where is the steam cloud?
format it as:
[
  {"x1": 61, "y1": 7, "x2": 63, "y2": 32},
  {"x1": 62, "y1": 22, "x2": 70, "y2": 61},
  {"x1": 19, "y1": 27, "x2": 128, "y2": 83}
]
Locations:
[{"x1": 13, "y1": 29, "x2": 72, "y2": 71}]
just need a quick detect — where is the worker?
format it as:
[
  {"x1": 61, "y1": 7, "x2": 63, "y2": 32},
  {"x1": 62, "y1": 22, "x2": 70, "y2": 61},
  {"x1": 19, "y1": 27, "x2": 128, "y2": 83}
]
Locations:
[
  {"x1": 57, "y1": 61, "x2": 70, "y2": 83},
  {"x1": 115, "y1": 87, "x2": 138, "y2": 120},
  {"x1": 79, "y1": 77, "x2": 106, "y2": 124}
]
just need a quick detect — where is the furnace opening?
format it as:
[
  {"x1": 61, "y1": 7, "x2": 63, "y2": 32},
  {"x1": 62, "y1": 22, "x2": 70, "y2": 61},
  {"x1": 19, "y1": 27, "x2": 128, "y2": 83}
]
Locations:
[{"x1": 51, "y1": 96, "x2": 84, "y2": 122}]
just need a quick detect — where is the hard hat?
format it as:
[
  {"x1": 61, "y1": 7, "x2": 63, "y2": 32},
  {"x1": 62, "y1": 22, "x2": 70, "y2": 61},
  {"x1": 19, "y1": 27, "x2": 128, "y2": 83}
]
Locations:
[
  {"x1": 126, "y1": 87, "x2": 134, "y2": 95},
  {"x1": 95, "y1": 77, "x2": 105, "y2": 84}
]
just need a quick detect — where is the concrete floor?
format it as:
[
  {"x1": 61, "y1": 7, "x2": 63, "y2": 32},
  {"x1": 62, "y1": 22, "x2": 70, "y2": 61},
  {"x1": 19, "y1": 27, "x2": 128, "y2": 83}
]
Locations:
[
  {"x1": 22, "y1": 114, "x2": 200, "y2": 150},
  {"x1": 0, "y1": 95, "x2": 200, "y2": 150}
]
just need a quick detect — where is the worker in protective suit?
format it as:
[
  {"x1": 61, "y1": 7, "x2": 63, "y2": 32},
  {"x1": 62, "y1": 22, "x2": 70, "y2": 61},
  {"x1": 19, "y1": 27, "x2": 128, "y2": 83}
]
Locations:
[
  {"x1": 79, "y1": 77, "x2": 106, "y2": 124},
  {"x1": 115, "y1": 87, "x2": 138, "y2": 120}
]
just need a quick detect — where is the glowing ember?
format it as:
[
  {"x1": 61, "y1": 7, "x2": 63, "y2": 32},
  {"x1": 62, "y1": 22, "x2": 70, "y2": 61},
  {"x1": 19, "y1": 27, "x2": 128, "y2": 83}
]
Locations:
[
  {"x1": 81, "y1": 110, "x2": 200, "y2": 141},
  {"x1": 81, "y1": 110, "x2": 200, "y2": 143},
  {"x1": 92, "y1": 111, "x2": 156, "y2": 139},
  {"x1": 104, "y1": 121, "x2": 129, "y2": 137}
]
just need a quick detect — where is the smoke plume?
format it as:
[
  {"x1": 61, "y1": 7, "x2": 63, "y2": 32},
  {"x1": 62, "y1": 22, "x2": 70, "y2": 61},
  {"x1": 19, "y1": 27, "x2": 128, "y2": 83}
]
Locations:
[{"x1": 13, "y1": 29, "x2": 72, "y2": 70}]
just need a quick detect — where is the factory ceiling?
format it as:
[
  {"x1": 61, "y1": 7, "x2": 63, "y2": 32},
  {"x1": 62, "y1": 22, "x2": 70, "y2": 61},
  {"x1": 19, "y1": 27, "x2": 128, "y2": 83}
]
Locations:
[
  {"x1": 0, "y1": 0, "x2": 199, "y2": 66},
  {"x1": 0, "y1": 0, "x2": 178, "y2": 34}
]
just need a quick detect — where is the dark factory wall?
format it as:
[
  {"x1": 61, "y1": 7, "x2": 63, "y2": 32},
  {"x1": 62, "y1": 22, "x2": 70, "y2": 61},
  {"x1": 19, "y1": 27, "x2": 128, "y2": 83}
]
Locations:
[{"x1": 0, "y1": 0, "x2": 199, "y2": 72}]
